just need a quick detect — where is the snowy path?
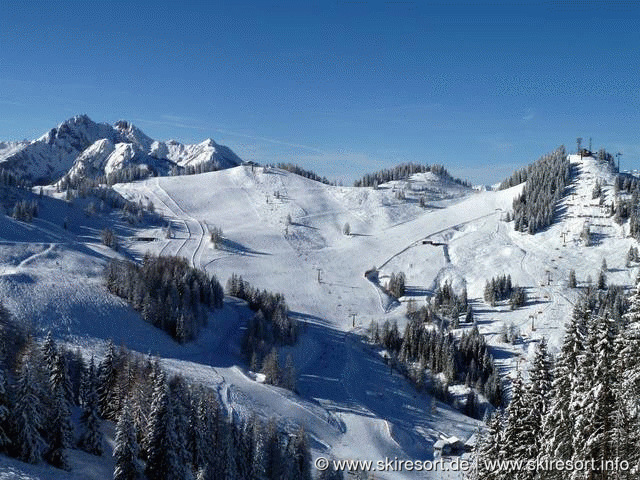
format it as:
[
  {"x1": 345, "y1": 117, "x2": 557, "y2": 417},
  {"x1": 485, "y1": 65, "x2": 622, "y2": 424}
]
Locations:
[
  {"x1": 17, "y1": 242, "x2": 56, "y2": 267},
  {"x1": 145, "y1": 179, "x2": 208, "y2": 269},
  {"x1": 379, "y1": 209, "x2": 502, "y2": 270},
  {"x1": 143, "y1": 181, "x2": 188, "y2": 257}
]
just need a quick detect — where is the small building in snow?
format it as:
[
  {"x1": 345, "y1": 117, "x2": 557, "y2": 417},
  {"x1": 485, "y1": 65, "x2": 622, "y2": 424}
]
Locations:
[
  {"x1": 463, "y1": 433, "x2": 478, "y2": 452},
  {"x1": 434, "y1": 436, "x2": 464, "y2": 456}
]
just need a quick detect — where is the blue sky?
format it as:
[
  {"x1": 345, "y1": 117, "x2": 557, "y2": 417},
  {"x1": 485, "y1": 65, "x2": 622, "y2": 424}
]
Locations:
[{"x1": 1, "y1": 1, "x2": 639, "y2": 184}]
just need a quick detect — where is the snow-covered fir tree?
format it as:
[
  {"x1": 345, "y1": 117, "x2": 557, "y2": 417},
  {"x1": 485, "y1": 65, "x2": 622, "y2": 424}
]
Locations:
[
  {"x1": 144, "y1": 370, "x2": 184, "y2": 480},
  {"x1": 468, "y1": 411, "x2": 502, "y2": 480},
  {"x1": 0, "y1": 364, "x2": 10, "y2": 452},
  {"x1": 472, "y1": 285, "x2": 640, "y2": 480},
  {"x1": 45, "y1": 359, "x2": 74, "y2": 469},
  {"x1": 78, "y1": 357, "x2": 103, "y2": 456},
  {"x1": 0, "y1": 301, "x2": 314, "y2": 478},
  {"x1": 106, "y1": 254, "x2": 224, "y2": 342},
  {"x1": 524, "y1": 338, "x2": 552, "y2": 456},
  {"x1": 503, "y1": 146, "x2": 570, "y2": 233},
  {"x1": 616, "y1": 283, "x2": 640, "y2": 470},
  {"x1": 500, "y1": 371, "x2": 538, "y2": 479},
  {"x1": 12, "y1": 348, "x2": 46, "y2": 464},
  {"x1": 288, "y1": 425, "x2": 312, "y2": 480},
  {"x1": 113, "y1": 399, "x2": 140, "y2": 480},
  {"x1": 98, "y1": 340, "x2": 120, "y2": 420}
]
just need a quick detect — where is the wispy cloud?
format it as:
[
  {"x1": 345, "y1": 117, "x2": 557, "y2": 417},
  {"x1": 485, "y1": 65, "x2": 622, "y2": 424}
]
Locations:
[
  {"x1": 478, "y1": 134, "x2": 514, "y2": 153},
  {"x1": 212, "y1": 128, "x2": 326, "y2": 155},
  {"x1": 134, "y1": 115, "x2": 378, "y2": 182},
  {"x1": 133, "y1": 117, "x2": 209, "y2": 132},
  {"x1": 0, "y1": 99, "x2": 25, "y2": 107},
  {"x1": 135, "y1": 116, "x2": 327, "y2": 155},
  {"x1": 522, "y1": 111, "x2": 535, "y2": 122}
]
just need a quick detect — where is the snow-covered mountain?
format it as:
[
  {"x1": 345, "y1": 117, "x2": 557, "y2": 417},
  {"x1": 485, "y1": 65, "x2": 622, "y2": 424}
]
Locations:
[
  {"x1": 0, "y1": 115, "x2": 243, "y2": 183},
  {"x1": 1, "y1": 144, "x2": 637, "y2": 479}
]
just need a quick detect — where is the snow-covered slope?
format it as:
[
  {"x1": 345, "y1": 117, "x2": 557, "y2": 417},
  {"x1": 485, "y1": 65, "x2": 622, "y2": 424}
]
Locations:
[
  {"x1": 0, "y1": 140, "x2": 31, "y2": 158},
  {"x1": 0, "y1": 115, "x2": 243, "y2": 183},
  {"x1": 0, "y1": 165, "x2": 480, "y2": 479},
  {"x1": 1, "y1": 153, "x2": 637, "y2": 479},
  {"x1": 150, "y1": 137, "x2": 241, "y2": 169}
]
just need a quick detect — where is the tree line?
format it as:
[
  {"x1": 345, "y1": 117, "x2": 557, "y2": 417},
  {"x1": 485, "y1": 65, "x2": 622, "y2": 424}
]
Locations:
[
  {"x1": 504, "y1": 147, "x2": 571, "y2": 234},
  {"x1": 469, "y1": 283, "x2": 637, "y2": 480},
  {"x1": 171, "y1": 160, "x2": 222, "y2": 177},
  {"x1": 11, "y1": 199, "x2": 39, "y2": 222},
  {"x1": 105, "y1": 254, "x2": 224, "y2": 343},
  {"x1": 227, "y1": 274, "x2": 299, "y2": 385},
  {"x1": 0, "y1": 304, "x2": 316, "y2": 479},
  {"x1": 483, "y1": 274, "x2": 526, "y2": 309},
  {"x1": 56, "y1": 174, "x2": 159, "y2": 225},
  {"x1": 0, "y1": 169, "x2": 32, "y2": 189},
  {"x1": 353, "y1": 163, "x2": 471, "y2": 188},
  {"x1": 275, "y1": 163, "x2": 335, "y2": 185},
  {"x1": 368, "y1": 314, "x2": 503, "y2": 415}
]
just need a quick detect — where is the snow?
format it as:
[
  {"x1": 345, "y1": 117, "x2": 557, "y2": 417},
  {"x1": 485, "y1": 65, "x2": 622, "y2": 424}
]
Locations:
[
  {"x1": 0, "y1": 140, "x2": 30, "y2": 159},
  {"x1": 0, "y1": 115, "x2": 242, "y2": 183},
  {"x1": 1, "y1": 153, "x2": 637, "y2": 478}
]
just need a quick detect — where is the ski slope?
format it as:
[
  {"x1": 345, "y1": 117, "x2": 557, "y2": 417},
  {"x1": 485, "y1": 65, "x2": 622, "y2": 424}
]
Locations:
[{"x1": 2, "y1": 154, "x2": 638, "y2": 479}]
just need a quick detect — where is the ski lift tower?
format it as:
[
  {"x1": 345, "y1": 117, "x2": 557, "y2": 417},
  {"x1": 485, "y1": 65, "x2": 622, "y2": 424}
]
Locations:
[{"x1": 560, "y1": 231, "x2": 568, "y2": 245}]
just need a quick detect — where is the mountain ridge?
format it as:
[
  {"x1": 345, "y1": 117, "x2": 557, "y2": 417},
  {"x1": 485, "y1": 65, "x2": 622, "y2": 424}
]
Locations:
[{"x1": 0, "y1": 114, "x2": 243, "y2": 184}]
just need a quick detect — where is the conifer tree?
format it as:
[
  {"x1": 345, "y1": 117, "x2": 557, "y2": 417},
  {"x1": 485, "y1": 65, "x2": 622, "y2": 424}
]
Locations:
[
  {"x1": 46, "y1": 356, "x2": 74, "y2": 469},
  {"x1": 78, "y1": 358, "x2": 103, "y2": 456},
  {"x1": 144, "y1": 371, "x2": 183, "y2": 480},
  {"x1": 262, "y1": 348, "x2": 281, "y2": 386},
  {"x1": 13, "y1": 354, "x2": 45, "y2": 464},
  {"x1": 524, "y1": 338, "x2": 552, "y2": 457},
  {"x1": 289, "y1": 426, "x2": 312, "y2": 480},
  {"x1": 188, "y1": 391, "x2": 214, "y2": 473},
  {"x1": 98, "y1": 341, "x2": 120, "y2": 420},
  {"x1": 626, "y1": 246, "x2": 637, "y2": 266},
  {"x1": 41, "y1": 331, "x2": 58, "y2": 375},
  {"x1": 264, "y1": 418, "x2": 284, "y2": 480},
  {"x1": 251, "y1": 419, "x2": 269, "y2": 480},
  {"x1": 572, "y1": 314, "x2": 617, "y2": 477},
  {"x1": 543, "y1": 307, "x2": 586, "y2": 468},
  {"x1": 501, "y1": 371, "x2": 537, "y2": 469},
  {"x1": 470, "y1": 412, "x2": 502, "y2": 480},
  {"x1": 0, "y1": 364, "x2": 10, "y2": 452},
  {"x1": 113, "y1": 400, "x2": 140, "y2": 480},
  {"x1": 616, "y1": 282, "x2": 640, "y2": 469},
  {"x1": 283, "y1": 354, "x2": 296, "y2": 391},
  {"x1": 214, "y1": 414, "x2": 238, "y2": 479},
  {"x1": 168, "y1": 376, "x2": 191, "y2": 476}
]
